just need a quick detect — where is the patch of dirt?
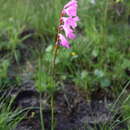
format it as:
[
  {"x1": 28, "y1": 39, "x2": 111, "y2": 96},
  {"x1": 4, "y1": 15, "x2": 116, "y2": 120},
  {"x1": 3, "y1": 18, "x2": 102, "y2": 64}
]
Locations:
[
  {"x1": 0, "y1": 29, "x2": 44, "y2": 65},
  {"x1": 54, "y1": 84, "x2": 113, "y2": 130},
  {"x1": 16, "y1": 29, "x2": 42, "y2": 64},
  {"x1": 12, "y1": 81, "x2": 117, "y2": 130},
  {"x1": 16, "y1": 118, "x2": 41, "y2": 130},
  {"x1": 11, "y1": 80, "x2": 39, "y2": 109}
]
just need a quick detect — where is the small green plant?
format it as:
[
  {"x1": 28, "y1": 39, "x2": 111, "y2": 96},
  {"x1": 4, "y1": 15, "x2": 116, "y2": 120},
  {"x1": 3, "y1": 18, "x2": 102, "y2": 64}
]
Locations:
[
  {"x1": 0, "y1": 59, "x2": 10, "y2": 79},
  {"x1": 0, "y1": 95, "x2": 24, "y2": 130},
  {"x1": 35, "y1": 58, "x2": 56, "y2": 93},
  {"x1": 34, "y1": 57, "x2": 56, "y2": 130}
]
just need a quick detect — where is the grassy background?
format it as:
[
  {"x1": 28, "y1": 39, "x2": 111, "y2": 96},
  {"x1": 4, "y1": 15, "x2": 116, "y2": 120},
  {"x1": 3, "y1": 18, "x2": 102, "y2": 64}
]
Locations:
[{"x1": 0, "y1": 0, "x2": 130, "y2": 129}]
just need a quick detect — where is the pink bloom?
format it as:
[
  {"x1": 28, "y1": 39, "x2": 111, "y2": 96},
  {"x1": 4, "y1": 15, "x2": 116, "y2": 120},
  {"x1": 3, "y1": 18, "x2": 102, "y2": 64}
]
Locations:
[
  {"x1": 58, "y1": 34, "x2": 70, "y2": 48},
  {"x1": 56, "y1": 0, "x2": 79, "y2": 48},
  {"x1": 62, "y1": 24, "x2": 76, "y2": 39},
  {"x1": 64, "y1": 0, "x2": 77, "y2": 9},
  {"x1": 62, "y1": 0, "x2": 78, "y2": 16},
  {"x1": 63, "y1": 7, "x2": 77, "y2": 16},
  {"x1": 62, "y1": 16, "x2": 80, "y2": 29}
]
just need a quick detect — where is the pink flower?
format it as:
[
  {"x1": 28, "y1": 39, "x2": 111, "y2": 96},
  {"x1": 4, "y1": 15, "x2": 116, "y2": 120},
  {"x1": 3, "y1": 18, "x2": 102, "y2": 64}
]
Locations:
[
  {"x1": 64, "y1": 0, "x2": 77, "y2": 9},
  {"x1": 63, "y1": 7, "x2": 77, "y2": 16},
  {"x1": 55, "y1": 0, "x2": 79, "y2": 48},
  {"x1": 62, "y1": 16, "x2": 80, "y2": 29},
  {"x1": 62, "y1": 0, "x2": 78, "y2": 16},
  {"x1": 58, "y1": 34, "x2": 70, "y2": 48},
  {"x1": 62, "y1": 24, "x2": 76, "y2": 39}
]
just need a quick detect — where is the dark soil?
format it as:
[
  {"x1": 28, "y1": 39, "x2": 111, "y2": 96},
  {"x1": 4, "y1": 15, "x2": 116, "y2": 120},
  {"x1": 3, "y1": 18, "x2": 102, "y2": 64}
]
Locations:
[{"x1": 10, "y1": 80, "x2": 120, "y2": 130}]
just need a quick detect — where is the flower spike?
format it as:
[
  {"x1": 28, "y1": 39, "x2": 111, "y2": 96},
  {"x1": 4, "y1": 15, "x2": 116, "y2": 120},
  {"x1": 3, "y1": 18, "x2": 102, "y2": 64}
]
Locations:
[{"x1": 55, "y1": 0, "x2": 79, "y2": 48}]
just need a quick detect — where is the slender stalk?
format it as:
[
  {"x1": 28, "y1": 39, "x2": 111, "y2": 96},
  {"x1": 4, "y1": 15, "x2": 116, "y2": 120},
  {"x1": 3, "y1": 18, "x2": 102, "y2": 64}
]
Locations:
[
  {"x1": 50, "y1": 10, "x2": 63, "y2": 130},
  {"x1": 40, "y1": 93, "x2": 45, "y2": 130},
  {"x1": 51, "y1": 95, "x2": 54, "y2": 130},
  {"x1": 51, "y1": 44, "x2": 59, "y2": 76},
  {"x1": 51, "y1": 10, "x2": 63, "y2": 76}
]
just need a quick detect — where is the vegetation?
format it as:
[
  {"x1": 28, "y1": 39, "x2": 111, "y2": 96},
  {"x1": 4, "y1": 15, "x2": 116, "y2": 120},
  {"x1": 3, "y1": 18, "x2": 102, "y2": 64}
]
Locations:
[{"x1": 0, "y1": 0, "x2": 130, "y2": 129}]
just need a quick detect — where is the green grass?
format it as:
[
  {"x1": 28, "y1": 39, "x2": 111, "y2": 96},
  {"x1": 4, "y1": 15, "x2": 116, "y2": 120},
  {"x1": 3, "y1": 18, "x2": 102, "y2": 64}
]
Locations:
[{"x1": 0, "y1": 95, "x2": 24, "y2": 130}]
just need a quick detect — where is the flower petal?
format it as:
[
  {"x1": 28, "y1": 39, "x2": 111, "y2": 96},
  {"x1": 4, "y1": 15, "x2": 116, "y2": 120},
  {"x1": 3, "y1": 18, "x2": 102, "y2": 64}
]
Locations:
[
  {"x1": 64, "y1": 0, "x2": 77, "y2": 9},
  {"x1": 62, "y1": 24, "x2": 76, "y2": 39},
  {"x1": 63, "y1": 7, "x2": 77, "y2": 16},
  {"x1": 62, "y1": 16, "x2": 80, "y2": 28},
  {"x1": 58, "y1": 34, "x2": 70, "y2": 48}
]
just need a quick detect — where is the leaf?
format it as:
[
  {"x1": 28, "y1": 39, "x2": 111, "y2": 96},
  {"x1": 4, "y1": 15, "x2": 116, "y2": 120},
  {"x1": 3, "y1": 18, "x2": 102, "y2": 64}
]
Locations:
[
  {"x1": 122, "y1": 59, "x2": 130, "y2": 69},
  {"x1": 100, "y1": 79, "x2": 111, "y2": 88},
  {"x1": 94, "y1": 69, "x2": 104, "y2": 78},
  {"x1": 92, "y1": 49, "x2": 99, "y2": 57},
  {"x1": 81, "y1": 70, "x2": 88, "y2": 79},
  {"x1": 116, "y1": 0, "x2": 123, "y2": 3},
  {"x1": 46, "y1": 45, "x2": 53, "y2": 52}
]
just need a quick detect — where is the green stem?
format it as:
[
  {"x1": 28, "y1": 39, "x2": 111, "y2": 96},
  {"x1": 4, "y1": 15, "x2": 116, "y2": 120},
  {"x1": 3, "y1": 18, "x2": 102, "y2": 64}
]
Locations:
[
  {"x1": 49, "y1": 10, "x2": 63, "y2": 130},
  {"x1": 51, "y1": 95, "x2": 54, "y2": 130},
  {"x1": 51, "y1": 10, "x2": 63, "y2": 76},
  {"x1": 40, "y1": 93, "x2": 45, "y2": 130},
  {"x1": 51, "y1": 45, "x2": 58, "y2": 76}
]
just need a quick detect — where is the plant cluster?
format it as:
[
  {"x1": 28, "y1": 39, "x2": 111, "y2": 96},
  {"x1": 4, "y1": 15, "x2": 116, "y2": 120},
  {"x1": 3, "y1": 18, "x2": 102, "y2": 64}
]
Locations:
[{"x1": 0, "y1": 0, "x2": 130, "y2": 129}]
